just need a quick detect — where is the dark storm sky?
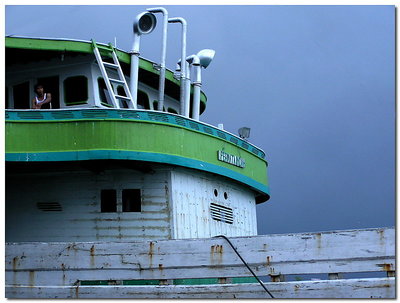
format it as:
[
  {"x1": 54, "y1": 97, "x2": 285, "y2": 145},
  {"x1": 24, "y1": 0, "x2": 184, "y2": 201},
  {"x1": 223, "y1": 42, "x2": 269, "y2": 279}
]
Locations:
[{"x1": 5, "y1": 5, "x2": 395, "y2": 234}]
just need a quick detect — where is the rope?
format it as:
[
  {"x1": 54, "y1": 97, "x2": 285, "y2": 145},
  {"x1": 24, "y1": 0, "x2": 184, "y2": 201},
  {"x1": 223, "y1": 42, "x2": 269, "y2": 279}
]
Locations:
[{"x1": 214, "y1": 235, "x2": 274, "y2": 298}]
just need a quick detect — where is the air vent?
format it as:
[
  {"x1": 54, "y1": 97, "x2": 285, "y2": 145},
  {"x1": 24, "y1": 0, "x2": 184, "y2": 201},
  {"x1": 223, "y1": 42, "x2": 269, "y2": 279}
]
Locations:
[
  {"x1": 17, "y1": 112, "x2": 44, "y2": 119},
  {"x1": 203, "y1": 127, "x2": 214, "y2": 135},
  {"x1": 241, "y1": 142, "x2": 249, "y2": 149},
  {"x1": 174, "y1": 116, "x2": 187, "y2": 127},
  {"x1": 5, "y1": 112, "x2": 10, "y2": 119},
  {"x1": 189, "y1": 122, "x2": 199, "y2": 130},
  {"x1": 217, "y1": 131, "x2": 226, "y2": 140},
  {"x1": 147, "y1": 112, "x2": 169, "y2": 122},
  {"x1": 210, "y1": 203, "x2": 233, "y2": 224},
  {"x1": 117, "y1": 111, "x2": 140, "y2": 119},
  {"x1": 229, "y1": 137, "x2": 238, "y2": 145},
  {"x1": 37, "y1": 202, "x2": 63, "y2": 212},
  {"x1": 52, "y1": 111, "x2": 75, "y2": 119},
  {"x1": 82, "y1": 110, "x2": 108, "y2": 118}
]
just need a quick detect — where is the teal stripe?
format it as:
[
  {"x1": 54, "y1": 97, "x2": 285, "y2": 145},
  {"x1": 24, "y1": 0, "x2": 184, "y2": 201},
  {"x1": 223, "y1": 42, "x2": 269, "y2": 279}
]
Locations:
[{"x1": 6, "y1": 150, "x2": 270, "y2": 199}]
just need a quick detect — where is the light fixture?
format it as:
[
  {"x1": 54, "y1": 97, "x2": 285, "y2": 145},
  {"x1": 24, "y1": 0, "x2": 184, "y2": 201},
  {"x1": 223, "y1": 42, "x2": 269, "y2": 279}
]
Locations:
[{"x1": 238, "y1": 127, "x2": 251, "y2": 140}]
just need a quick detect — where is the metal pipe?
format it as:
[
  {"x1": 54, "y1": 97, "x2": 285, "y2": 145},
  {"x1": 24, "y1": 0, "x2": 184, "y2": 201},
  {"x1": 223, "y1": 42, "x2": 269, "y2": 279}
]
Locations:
[
  {"x1": 130, "y1": 11, "x2": 157, "y2": 109},
  {"x1": 147, "y1": 7, "x2": 168, "y2": 111},
  {"x1": 168, "y1": 17, "x2": 187, "y2": 116},
  {"x1": 129, "y1": 33, "x2": 141, "y2": 109},
  {"x1": 186, "y1": 55, "x2": 201, "y2": 120},
  {"x1": 184, "y1": 61, "x2": 191, "y2": 117}
]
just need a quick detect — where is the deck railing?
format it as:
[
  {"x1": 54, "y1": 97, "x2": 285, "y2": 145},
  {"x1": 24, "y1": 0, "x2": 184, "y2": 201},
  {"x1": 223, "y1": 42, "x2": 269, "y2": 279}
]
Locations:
[{"x1": 6, "y1": 227, "x2": 395, "y2": 298}]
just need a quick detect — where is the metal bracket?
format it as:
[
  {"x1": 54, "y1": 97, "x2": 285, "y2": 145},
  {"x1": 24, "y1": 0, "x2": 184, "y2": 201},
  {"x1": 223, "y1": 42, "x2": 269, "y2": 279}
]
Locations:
[{"x1": 152, "y1": 63, "x2": 161, "y2": 71}]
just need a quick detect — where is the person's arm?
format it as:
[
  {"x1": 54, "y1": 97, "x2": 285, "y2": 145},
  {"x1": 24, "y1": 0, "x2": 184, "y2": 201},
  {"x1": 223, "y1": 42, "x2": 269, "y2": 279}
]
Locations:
[
  {"x1": 32, "y1": 98, "x2": 38, "y2": 109},
  {"x1": 41, "y1": 93, "x2": 52, "y2": 105}
]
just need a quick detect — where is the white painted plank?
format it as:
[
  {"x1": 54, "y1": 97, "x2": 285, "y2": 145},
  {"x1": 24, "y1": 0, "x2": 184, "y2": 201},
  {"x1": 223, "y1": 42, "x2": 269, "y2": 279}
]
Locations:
[
  {"x1": 6, "y1": 228, "x2": 394, "y2": 286},
  {"x1": 5, "y1": 278, "x2": 395, "y2": 299}
]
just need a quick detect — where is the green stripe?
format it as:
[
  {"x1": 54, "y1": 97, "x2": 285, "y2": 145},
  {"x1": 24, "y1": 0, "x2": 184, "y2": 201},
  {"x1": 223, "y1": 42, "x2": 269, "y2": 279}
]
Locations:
[
  {"x1": 5, "y1": 109, "x2": 266, "y2": 159},
  {"x1": 5, "y1": 150, "x2": 270, "y2": 199}
]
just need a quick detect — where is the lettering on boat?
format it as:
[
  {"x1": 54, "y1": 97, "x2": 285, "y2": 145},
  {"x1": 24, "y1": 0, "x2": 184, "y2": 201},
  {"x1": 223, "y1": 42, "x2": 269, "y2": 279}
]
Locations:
[{"x1": 217, "y1": 150, "x2": 245, "y2": 168}]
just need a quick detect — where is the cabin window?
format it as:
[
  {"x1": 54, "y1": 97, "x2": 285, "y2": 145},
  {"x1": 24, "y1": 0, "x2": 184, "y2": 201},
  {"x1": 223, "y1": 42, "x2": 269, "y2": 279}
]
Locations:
[
  {"x1": 122, "y1": 189, "x2": 141, "y2": 212},
  {"x1": 117, "y1": 85, "x2": 129, "y2": 108},
  {"x1": 101, "y1": 189, "x2": 117, "y2": 212},
  {"x1": 38, "y1": 76, "x2": 60, "y2": 109},
  {"x1": 98, "y1": 77, "x2": 114, "y2": 107},
  {"x1": 167, "y1": 107, "x2": 178, "y2": 114},
  {"x1": 64, "y1": 76, "x2": 88, "y2": 105},
  {"x1": 13, "y1": 81, "x2": 30, "y2": 109},
  {"x1": 137, "y1": 90, "x2": 150, "y2": 109},
  {"x1": 5, "y1": 86, "x2": 9, "y2": 109},
  {"x1": 152, "y1": 101, "x2": 165, "y2": 111}
]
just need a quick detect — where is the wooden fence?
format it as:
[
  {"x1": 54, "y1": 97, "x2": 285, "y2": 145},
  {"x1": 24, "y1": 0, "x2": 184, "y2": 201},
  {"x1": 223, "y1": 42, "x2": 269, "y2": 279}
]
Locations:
[{"x1": 5, "y1": 227, "x2": 395, "y2": 298}]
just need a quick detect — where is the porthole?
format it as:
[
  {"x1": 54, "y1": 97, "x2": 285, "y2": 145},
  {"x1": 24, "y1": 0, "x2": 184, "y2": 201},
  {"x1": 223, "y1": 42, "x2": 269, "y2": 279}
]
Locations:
[
  {"x1": 214, "y1": 189, "x2": 218, "y2": 197},
  {"x1": 224, "y1": 192, "x2": 228, "y2": 200}
]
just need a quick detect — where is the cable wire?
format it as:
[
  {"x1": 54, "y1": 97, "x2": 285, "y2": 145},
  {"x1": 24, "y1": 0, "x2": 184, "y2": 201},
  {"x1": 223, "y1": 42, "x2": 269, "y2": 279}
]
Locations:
[{"x1": 214, "y1": 235, "x2": 274, "y2": 298}]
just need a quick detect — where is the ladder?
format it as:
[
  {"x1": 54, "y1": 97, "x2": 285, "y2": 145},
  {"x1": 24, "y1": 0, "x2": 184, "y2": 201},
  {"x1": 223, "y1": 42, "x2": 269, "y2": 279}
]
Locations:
[{"x1": 91, "y1": 40, "x2": 135, "y2": 109}]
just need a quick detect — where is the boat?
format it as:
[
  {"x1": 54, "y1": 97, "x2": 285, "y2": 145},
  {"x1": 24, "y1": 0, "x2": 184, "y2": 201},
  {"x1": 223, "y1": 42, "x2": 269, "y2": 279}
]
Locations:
[
  {"x1": 5, "y1": 8, "x2": 269, "y2": 246},
  {"x1": 7, "y1": 8, "x2": 393, "y2": 299}
]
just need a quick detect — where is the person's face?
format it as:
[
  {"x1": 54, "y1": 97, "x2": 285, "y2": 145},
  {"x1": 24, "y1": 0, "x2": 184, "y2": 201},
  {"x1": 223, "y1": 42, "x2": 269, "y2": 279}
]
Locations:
[{"x1": 36, "y1": 86, "x2": 44, "y2": 95}]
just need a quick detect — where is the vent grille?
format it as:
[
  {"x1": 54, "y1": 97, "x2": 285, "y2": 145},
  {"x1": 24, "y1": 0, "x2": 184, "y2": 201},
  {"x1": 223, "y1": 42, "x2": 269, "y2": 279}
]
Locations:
[
  {"x1": 217, "y1": 131, "x2": 226, "y2": 140},
  {"x1": 52, "y1": 111, "x2": 74, "y2": 119},
  {"x1": 117, "y1": 111, "x2": 140, "y2": 119},
  {"x1": 241, "y1": 142, "x2": 249, "y2": 149},
  {"x1": 82, "y1": 110, "x2": 108, "y2": 118},
  {"x1": 210, "y1": 203, "x2": 233, "y2": 224},
  {"x1": 148, "y1": 112, "x2": 169, "y2": 122},
  {"x1": 174, "y1": 116, "x2": 187, "y2": 127},
  {"x1": 17, "y1": 112, "x2": 44, "y2": 119},
  {"x1": 203, "y1": 127, "x2": 214, "y2": 135},
  {"x1": 37, "y1": 202, "x2": 63, "y2": 212},
  {"x1": 229, "y1": 137, "x2": 238, "y2": 144},
  {"x1": 189, "y1": 122, "x2": 199, "y2": 130}
]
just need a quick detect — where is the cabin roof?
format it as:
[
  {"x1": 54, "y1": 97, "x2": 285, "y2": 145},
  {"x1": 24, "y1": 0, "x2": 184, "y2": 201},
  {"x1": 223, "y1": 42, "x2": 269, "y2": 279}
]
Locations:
[{"x1": 5, "y1": 36, "x2": 207, "y2": 112}]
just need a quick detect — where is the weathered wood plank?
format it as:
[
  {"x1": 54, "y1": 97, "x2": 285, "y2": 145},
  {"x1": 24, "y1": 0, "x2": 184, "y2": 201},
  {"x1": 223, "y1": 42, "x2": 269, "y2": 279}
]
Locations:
[
  {"x1": 6, "y1": 228, "x2": 394, "y2": 286},
  {"x1": 5, "y1": 278, "x2": 395, "y2": 299}
]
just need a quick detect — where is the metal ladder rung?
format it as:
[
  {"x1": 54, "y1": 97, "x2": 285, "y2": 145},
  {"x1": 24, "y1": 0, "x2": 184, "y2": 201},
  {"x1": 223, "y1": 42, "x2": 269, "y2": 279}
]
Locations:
[
  {"x1": 115, "y1": 95, "x2": 131, "y2": 100},
  {"x1": 109, "y1": 78, "x2": 125, "y2": 84},
  {"x1": 103, "y1": 62, "x2": 119, "y2": 69}
]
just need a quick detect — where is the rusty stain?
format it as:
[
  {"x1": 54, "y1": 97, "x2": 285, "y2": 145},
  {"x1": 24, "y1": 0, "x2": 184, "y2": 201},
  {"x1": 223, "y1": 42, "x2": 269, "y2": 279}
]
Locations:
[
  {"x1": 158, "y1": 264, "x2": 163, "y2": 270},
  {"x1": 382, "y1": 263, "x2": 393, "y2": 272},
  {"x1": 315, "y1": 233, "x2": 322, "y2": 251},
  {"x1": 61, "y1": 263, "x2": 66, "y2": 285},
  {"x1": 75, "y1": 285, "x2": 79, "y2": 299},
  {"x1": 149, "y1": 242, "x2": 154, "y2": 256},
  {"x1": 149, "y1": 241, "x2": 154, "y2": 267},
  {"x1": 266, "y1": 256, "x2": 272, "y2": 266},
  {"x1": 12, "y1": 256, "x2": 18, "y2": 271},
  {"x1": 90, "y1": 245, "x2": 95, "y2": 268},
  {"x1": 28, "y1": 270, "x2": 35, "y2": 287}
]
